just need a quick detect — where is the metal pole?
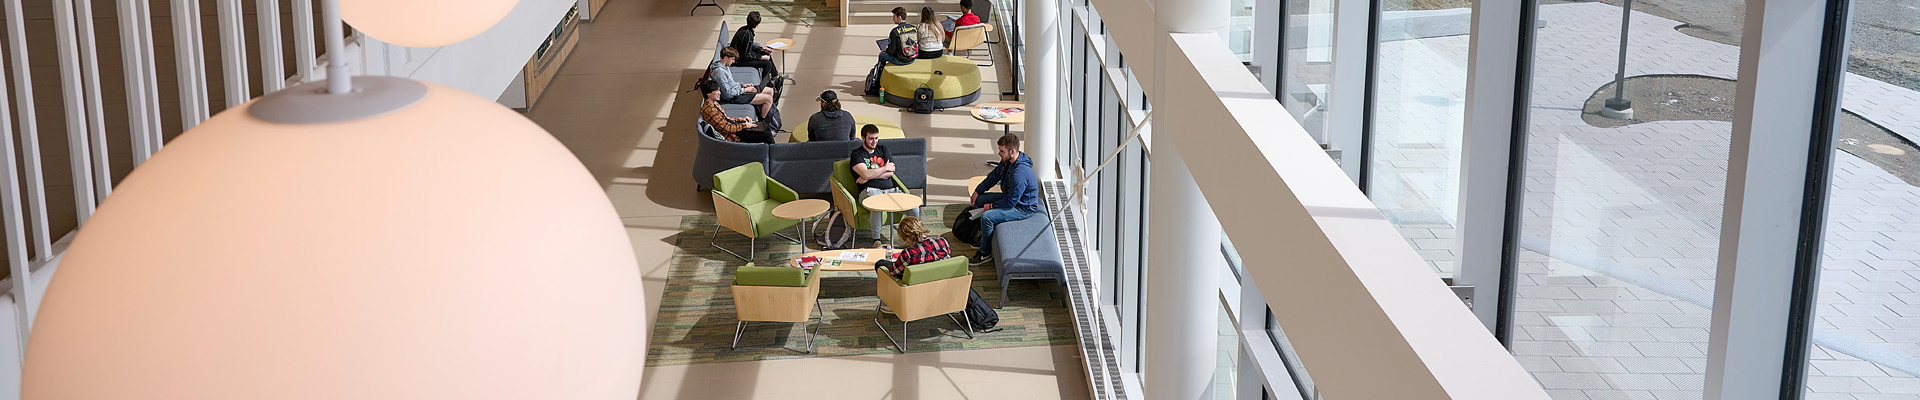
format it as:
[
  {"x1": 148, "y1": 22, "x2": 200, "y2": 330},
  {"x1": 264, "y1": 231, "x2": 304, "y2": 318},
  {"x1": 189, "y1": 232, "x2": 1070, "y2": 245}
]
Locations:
[
  {"x1": 322, "y1": 0, "x2": 352, "y2": 95},
  {"x1": 1602, "y1": 0, "x2": 1634, "y2": 119}
]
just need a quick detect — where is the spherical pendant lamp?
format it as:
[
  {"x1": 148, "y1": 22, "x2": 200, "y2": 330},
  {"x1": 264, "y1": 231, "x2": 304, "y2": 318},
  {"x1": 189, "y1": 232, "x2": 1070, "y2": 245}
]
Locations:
[
  {"x1": 342, "y1": 0, "x2": 519, "y2": 48},
  {"x1": 21, "y1": 1, "x2": 645, "y2": 398}
]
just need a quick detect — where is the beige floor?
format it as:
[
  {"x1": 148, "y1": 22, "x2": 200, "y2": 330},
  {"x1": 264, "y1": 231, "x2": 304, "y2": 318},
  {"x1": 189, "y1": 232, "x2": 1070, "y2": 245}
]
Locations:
[{"x1": 523, "y1": 1, "x2": 1086, "y2": 398}]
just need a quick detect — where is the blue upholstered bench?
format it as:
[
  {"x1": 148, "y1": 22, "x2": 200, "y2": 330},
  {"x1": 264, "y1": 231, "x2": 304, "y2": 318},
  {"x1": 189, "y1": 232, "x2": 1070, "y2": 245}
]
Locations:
[{"x1": 991, "y1": 212, "x2": 1066, "y2": 308}]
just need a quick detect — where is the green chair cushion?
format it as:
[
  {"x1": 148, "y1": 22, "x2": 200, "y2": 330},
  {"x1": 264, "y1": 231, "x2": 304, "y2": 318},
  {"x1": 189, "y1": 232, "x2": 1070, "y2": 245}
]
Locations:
[
  {"x1": 746, "y1": 200, "x2": 801, "y2": 236},
  {"x1": 734, "y1": 264, "x2": 809, "y2": 287},
  {"x1": 792, "y1": 115, "x2": 905, "y2": 143},
  {"x1": 881, "y1": 56, "x2": 982, "y2": 100},
  {"x1": 901, "y1": 257, "x2": 970, "y2": 286},
  {"x1": 713, "y1": 162, "x2": 769, "y2": 205},
  {"x1": 831, "y1": 159, "x2": 908, "y2": 227}
]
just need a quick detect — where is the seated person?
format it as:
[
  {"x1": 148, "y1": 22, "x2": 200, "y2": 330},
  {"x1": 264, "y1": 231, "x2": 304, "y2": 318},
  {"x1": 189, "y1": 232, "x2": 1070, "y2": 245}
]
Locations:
[
  {"x1": 968, "y1": 133, "x2": 1040, "y2": 265},
  {"x1": 699, "y1": 80, "x2": 772, "y2": 143},
  {"x1": 946, "y1": 0, "x2": 983, "y2": 41},
  {"x1": 851, "y1": 124, "x2": 920, "y2": 243},
  {"x1": 806, "y1": 90, "x2": 855, "y2": 142},
  {"x1": 729, "y1": 11, "x2": 780, "y2": 80},
  {"x1": 711, "y1": 47, "x2": 777, "y2": 120},
  {"x1": 915, "y1": 7, "x2": 945, "y2": 59},
  {"x1": 874, "y1": 217, "x2": 951, "y2": 278},
  {"x1": 878, "y1": 7, "x2": 919, "y2": 66}
]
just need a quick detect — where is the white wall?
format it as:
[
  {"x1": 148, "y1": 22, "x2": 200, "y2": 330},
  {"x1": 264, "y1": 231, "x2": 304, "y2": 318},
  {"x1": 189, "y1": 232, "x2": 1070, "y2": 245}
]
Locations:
[{"x1": 358, "y1": 0, "x2": 575, "y2": 100}]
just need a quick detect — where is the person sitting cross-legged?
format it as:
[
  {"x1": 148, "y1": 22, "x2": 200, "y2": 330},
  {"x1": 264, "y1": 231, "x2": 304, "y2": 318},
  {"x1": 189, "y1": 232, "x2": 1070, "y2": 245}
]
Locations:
[
  {"x1": 969, "y1": 133, "x2": 1041, "y2": 266},
  {"x1": 711, "y1": 47, "x2": 777, "y2": 120},
  {"x1": 851, "y1": 124, "x2": 920, "y2": 244}
]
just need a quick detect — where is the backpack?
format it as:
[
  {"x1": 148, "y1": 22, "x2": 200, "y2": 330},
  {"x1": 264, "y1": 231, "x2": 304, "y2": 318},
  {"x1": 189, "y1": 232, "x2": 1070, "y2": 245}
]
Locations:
[
  {"x1": 951, "y1": 205, "x2": 981, "y2": 246},
  {"x1": 911, "y1": 85, "x2": 936, "y2": 114},
  {"x1": 813, "y1": 210, "x2": 853, "y2": 249},
  {"x1": 865, "y1": 64, "x2": 885, "y2": 97},
  {"x1": 964, "y1": 288, "x2": 1000, "y2": 331}
]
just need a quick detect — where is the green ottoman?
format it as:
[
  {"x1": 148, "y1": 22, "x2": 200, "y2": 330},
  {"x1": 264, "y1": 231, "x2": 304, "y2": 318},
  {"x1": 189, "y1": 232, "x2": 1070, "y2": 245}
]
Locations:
[
  {"x1": 790, "y1": 115, "x2": 905, "y2": 143},
  {"x1": 880, "y1": 55, "x2": 982, "y2": 110}
]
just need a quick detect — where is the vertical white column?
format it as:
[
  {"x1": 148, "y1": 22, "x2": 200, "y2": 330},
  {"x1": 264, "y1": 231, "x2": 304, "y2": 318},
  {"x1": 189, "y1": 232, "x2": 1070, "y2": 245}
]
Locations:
[
  {"x1": 292, "y1": 0, "x2": 318, "y2": 84},
  {"x1": 51, "y1": 0, "x2": 100, "y2": 222},
  {"x1": 217, "y1": 0, "x2": 251, "y2": 107},
  {"x1": 1325, "y1": 0, "x2": 1370, "y2": 183},
  {"x1": 1146, "y1": 0, "x2": 1229, "y2": 398},
  {"x1": 118, "y1": 0, "x2": 166, "y2": 163},
  {"x1": 1452, "y1": 0, "x2": 1526, "y2": 334},
  {"x1": 173, "y1": 0, "x2": 212, "y2": 129},
  {"x1": 1704, "y1": 0, "x2": 1839, "y2": 397},
  {"x1": 258, "y1": 0, "x2": 287, "y2": 93},
  {"x1": 74, "y1": 0, "x2": 112, "y2": 200},
  {"x1": 1024, "y1": 0, "x2": 1062, "y2": 178},
  {"x1": 0, "y1": 53, "x2": 34, "y2": 353},
  {"x1": 1252, "y1": 0, "x2": 1281, "y2": 92},
  {"x1": 3, "y1": 0, "x2": 52, "y2": 259}
]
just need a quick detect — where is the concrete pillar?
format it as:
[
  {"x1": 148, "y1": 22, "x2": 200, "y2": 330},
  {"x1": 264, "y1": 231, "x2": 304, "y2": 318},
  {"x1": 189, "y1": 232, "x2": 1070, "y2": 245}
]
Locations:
[
  {"x1": 1145, "y1": 0, "x2": 1229, "y2": 399},
  {"x1": 1023, "y1": 0, "x2": 1060, "y2": 179}
]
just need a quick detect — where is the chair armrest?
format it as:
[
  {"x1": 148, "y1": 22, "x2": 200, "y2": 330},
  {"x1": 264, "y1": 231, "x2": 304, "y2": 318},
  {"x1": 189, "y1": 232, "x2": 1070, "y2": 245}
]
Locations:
[
  {"x1": 713, "y1": 190, "x2": 755, "y2": 235},
  {"x1": 768, "y1": 178, "x2": 799, "y2": 203}
]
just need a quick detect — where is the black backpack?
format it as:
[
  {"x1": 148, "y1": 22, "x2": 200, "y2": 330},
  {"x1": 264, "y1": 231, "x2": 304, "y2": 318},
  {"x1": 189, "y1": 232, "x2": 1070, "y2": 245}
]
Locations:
[
  {"x1": 951, "y1": 205, "x2": 981, "y2": 246},
  {"x1": 911, "y1": 85, "x2": 936, "y2": 114},
  {"x1": 965, "y1": 288, "x2": 1000, "y2": 331},
  {"x1": 865, "y1": 64, "x2": 885, "y2": 96}
]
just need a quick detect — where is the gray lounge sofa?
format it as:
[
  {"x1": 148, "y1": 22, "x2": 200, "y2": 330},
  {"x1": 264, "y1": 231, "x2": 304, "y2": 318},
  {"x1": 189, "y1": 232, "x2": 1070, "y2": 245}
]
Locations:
[
  {"x1": 694, "y1": 115, "x2": 926, "y2": 196},
  {"x1": 991, "y1": 201, "x2": 1065, "y2": 308}
]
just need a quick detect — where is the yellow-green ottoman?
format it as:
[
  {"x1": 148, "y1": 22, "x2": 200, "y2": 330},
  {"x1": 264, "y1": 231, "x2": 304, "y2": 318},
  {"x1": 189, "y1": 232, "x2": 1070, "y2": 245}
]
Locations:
[
  {"x1": 790, "y1": 115, "x2": 904, "y2": 142},
  {"x1": 880, "y1": 55, "x2": 982, "y2": 110}
]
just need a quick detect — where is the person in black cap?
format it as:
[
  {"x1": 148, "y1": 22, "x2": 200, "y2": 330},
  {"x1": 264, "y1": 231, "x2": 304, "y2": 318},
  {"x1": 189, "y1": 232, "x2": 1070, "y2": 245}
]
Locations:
[{"x1": 805, "y1": 90, "x2": 856, "y2": 142}]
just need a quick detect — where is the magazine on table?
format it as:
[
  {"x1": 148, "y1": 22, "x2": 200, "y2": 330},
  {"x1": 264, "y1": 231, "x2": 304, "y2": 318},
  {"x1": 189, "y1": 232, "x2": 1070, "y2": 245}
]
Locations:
[{"x1": 838, "y1": 251, "x2": 869, "y2": 262}]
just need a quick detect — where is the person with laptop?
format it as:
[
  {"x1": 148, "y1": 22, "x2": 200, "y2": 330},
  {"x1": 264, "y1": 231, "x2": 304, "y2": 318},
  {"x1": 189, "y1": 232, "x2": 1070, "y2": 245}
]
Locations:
[{"x1": 877, "y1": 7, "x2": 919, "y2": 66}]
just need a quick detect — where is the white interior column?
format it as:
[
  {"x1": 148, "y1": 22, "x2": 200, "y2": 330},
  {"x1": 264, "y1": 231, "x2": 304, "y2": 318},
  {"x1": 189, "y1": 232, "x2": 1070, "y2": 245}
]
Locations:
[
  {"x1": 1324, "y1": 0, "x2": 1370, "y2": 183},
  {"x1": 1705, "y1": 0, "x2": 1840, "y2": 396},
  {"x1": 1145, "y1": 0, "x2": 1228, "y2": 398},
  {"x1": 1023, "y1": 0, "x2": 1061, "y2": 178},
  {"x1": 1452, "y1": 0, "x2": 1526, "y2": 335}
]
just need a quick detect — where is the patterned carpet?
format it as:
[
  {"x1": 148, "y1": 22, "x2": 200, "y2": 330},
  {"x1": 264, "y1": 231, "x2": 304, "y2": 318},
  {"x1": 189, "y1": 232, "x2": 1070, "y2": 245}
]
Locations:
[
  {"x1": 727, "y1": 0, "x2": 838, "y2": 26},
  {"x1": 647, "y1": 203, "x2": 1077, "y2": 366}
]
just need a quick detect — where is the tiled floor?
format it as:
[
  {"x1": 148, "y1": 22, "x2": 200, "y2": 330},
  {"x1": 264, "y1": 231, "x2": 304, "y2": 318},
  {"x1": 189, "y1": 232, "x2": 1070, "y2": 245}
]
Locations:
[{"x1": 523, "y1": 1, "x2": 1087, "y2": 398}]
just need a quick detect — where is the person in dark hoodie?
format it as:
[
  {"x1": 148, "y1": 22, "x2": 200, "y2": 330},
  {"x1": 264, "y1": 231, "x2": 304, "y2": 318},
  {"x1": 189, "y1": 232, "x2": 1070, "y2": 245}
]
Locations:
[
  {"x1": 968, "y1": 133, "x2": 1041, "y2": 265},
  {"x1": 806, "y1": 90, "x2": 855, "y2": 142},
  {"x1": 729, "y1": 11, "x2": 779, "y2": 81}
]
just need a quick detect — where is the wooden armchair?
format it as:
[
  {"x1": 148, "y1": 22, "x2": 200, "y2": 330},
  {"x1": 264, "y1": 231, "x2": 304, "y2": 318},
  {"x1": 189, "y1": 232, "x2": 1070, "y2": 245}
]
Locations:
[
  {"x1": 873, "y1": 257, "x2": 975, "y2": 352},
  {"x1": 730, "y1": 264, "x2": 824, "y2": 353},
  {"x1": 948, "y1": 24, "x2": 992, "y2": 66}
]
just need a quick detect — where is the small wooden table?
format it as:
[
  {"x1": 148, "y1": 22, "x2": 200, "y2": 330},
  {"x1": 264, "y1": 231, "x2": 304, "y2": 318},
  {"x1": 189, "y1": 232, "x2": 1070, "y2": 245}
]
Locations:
[
  {"x1": 970, "y1": 101, "x2": 1026, "y2": 135},
  {"x1": 861, "y1": 192, "x2": 923, "y2": 246},
  {"x1": 772, "y1": 199, "x2": 831, "y2": 249},
  {"x1": 764, "y1": 38, "x2": 796, "y2": 84},
  {"x1": 790, "y1": 248, "x2": 903, "y2": 272}
]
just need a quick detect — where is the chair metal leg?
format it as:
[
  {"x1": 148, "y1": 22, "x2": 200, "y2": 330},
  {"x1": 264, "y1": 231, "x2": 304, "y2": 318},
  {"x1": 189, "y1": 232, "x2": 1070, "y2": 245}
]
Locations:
[
  {"x1": 874, "y1": 302, "x2": 905, "y2": 353},
  {"x1": 710, "y1": 227, "x2": 748, "y2": 261},
  {"x1": 731, "y1": 320, "x2": 747, "y2": 350},
  {"x1": 948, "y1": 311, "x2": 974, "y2": 339},
  {"x1": 998, "y1": 284, "x2": 1008, "y2": 309},
  {"x1": 776, "y1": 231, "x2": 800, "y2": 245},
  {"x1": 804, "y1": 298, "x2": 822, "y2": 354}
]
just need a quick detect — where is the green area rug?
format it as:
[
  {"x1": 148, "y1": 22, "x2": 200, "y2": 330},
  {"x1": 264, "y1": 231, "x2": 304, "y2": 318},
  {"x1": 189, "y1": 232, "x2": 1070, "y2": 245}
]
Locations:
[
  {"x1": 648, "y1": 204, "x2": 1077, "y2": 366},
  {"x1": 729, "y1": 0, "x2": 837, "y2": 26}
]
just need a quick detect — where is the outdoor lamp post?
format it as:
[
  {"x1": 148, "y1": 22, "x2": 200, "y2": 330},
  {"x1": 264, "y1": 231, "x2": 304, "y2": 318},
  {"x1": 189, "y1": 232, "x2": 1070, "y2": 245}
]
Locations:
[{"x1": 1601, "y1": 0, "x2": 1635, "y2": 119}]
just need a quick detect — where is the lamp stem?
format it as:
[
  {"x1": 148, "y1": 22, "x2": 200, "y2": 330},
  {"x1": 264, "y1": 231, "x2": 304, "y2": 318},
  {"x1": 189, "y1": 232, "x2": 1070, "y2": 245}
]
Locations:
[{"x1": 321, "y1": 0, "x2": 350, "y2": 95}]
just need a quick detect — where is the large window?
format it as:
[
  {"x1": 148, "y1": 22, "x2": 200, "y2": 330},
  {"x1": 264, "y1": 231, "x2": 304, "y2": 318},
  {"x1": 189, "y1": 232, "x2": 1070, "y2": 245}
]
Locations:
[
  {"x1": 1803, "y1": 5, "x2": 1920, "y2": 396},
  {"x1": 1509, "y1": 1, "x2": 1742, "y2": 397},
  {"x1": 1366, "y1": 0, "x2": 1473, "y2": 276},
  {"x1": 1280, "y1": 0, "x2": 1336, "y2": 142}
]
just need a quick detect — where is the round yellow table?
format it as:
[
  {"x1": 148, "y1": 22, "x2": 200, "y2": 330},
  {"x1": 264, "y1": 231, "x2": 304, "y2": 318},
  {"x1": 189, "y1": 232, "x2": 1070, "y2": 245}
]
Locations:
[
  {"x1": 971, "y1": 101, "x2": 1026, "y2": 135},
  {"x1": 772, "y1": 199, "x2": 831, "y2": 249},
  {"x1": 860, "y1": 192, "x2": 923, "y2": 246}
]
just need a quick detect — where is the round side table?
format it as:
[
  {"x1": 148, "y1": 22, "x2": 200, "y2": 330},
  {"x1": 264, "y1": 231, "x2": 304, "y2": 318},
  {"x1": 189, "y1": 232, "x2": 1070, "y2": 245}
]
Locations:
[
  {"x1": 860, "y1": 192, "x2": 924, "y2": 247},
  {"x1": 772, "y1": 199, "x2": 831, "y2": 250},
  {"x1": 971, "y1": 101, "x2": 1026, "y2": 135},
  {"x1": 764, "y1": 38, "x2": 797, "y2": 84}
]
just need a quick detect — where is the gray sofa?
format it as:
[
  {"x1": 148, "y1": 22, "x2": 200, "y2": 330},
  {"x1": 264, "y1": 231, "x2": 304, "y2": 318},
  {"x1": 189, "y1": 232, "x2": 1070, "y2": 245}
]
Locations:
[
  {"x1": 991, "y1": 201, "x2": 1065, "y2": 308},
  {"x1": 694, "y1": 115, "x2": 926, "y2": 196}
]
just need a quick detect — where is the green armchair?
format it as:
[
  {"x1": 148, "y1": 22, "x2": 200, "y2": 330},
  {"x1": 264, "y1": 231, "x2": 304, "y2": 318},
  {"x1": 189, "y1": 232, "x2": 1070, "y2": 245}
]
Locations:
[
  {"x1": 830, "y1": 159, "x2": 910, "y2": 237},
  {"x1": 873, "y1": 256, "x2": 975, "y2": 352},
  {"x1": 712, "y1": 162, "x2": 803, "y2": 260}
]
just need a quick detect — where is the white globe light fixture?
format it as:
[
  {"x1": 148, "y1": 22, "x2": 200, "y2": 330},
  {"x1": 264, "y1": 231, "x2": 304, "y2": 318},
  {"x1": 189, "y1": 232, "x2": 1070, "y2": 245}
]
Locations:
[
  {"x1": 342, "y1": 0, "x2": 519, "y2": 48},
  {"x1": 21, "y1": 1, "x2": 646, "y2": 398}
]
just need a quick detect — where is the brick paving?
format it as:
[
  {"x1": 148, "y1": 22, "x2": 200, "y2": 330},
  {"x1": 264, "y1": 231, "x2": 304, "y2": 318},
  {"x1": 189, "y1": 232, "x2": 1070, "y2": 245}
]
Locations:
[{"x1": 1367, "y1": 2, "x2": 1920, "y2": 398}]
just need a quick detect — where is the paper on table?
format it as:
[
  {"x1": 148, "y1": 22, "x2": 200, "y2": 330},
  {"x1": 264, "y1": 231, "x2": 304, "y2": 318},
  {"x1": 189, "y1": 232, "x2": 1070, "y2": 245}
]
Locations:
[
  {"x1": 766, "y1": 42, "x2": 788, "y2": 49},
  {"x1": 838, "y1": 252, "x2": 869, "y2": 262}
]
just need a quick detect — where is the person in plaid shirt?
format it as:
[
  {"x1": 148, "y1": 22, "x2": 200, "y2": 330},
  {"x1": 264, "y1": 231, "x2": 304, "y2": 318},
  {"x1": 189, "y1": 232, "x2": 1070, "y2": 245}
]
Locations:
[{"x1": 877, "y1": 217, "x2": 951, "y2": 278}]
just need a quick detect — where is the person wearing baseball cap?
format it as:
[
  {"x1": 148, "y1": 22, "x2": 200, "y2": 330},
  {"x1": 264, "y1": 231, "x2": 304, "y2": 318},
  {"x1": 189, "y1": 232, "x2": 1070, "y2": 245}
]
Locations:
[{"x1": 806, "y1": 90, "x2": 856, "y2": 142}]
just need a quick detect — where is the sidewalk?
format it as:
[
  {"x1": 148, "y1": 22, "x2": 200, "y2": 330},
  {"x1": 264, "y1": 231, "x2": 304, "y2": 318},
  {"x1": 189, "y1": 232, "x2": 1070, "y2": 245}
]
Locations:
[{"x1": 1369, "y1": 3, "x2": 1920, "y2": 398}]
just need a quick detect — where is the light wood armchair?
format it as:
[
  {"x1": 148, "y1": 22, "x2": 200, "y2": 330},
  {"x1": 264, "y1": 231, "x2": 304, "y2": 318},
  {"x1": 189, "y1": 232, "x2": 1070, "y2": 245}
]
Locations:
[
  {"x1": 948, "y1": 24, "x2": 992, "y2": 66},
  {"x1": 873, "y1": 257, "x2": 975, "y2": 352},
  {"x1": 730, "y1": 265, "x2": 824, "y2": 353}
]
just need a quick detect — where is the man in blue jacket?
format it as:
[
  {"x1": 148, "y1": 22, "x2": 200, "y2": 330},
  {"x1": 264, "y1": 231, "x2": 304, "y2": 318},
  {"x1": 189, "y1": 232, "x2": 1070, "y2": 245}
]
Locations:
[{"x1": 969, "y1": 133, "x2": 1041, "y2": 265}]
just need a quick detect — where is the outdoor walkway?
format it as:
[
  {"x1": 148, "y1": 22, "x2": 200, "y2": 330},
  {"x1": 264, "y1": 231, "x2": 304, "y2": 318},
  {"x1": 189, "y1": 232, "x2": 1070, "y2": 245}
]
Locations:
[{"x1": 1368, "y1": 2, "x2": 1920, "y2": 399}]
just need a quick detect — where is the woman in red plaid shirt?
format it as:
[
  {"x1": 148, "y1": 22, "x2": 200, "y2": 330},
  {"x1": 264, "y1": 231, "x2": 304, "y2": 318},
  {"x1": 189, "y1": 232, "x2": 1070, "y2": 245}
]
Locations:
[{"x1": 876, "y1": 217, "x2": 951, "y2": 278}]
